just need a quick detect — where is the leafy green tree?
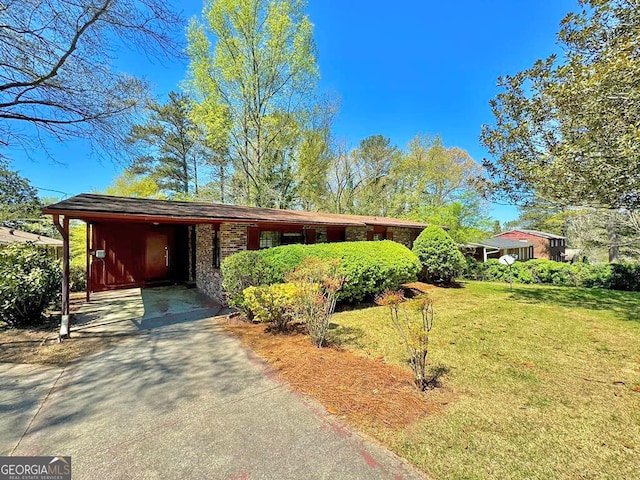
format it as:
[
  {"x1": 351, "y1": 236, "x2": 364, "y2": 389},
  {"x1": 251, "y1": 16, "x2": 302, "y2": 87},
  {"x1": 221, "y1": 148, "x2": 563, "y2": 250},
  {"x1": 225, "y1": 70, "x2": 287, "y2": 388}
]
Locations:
[
  {"x1": 412, "y1": 226, "x2": 466, "y2": 284},
  {"x1": 0, "y1": 0, "x2": 182, "y2": 158},
  {"x1": 127, "y1": 92, "x2": 204, "y2": 197},
  {"x1": 0, "y1": 160, "x2": 41, "y2": 223},
  {"x1": 187, "y1": 0, "x2": 319, "y2": 207},
  {"x1": 295, "y1": 96, "x2": 338, "y2": 211},
  {"x1": 509, "y1": 203, "x2": 567, "y2": 236},
  {"x1": 352, "y1": 135, "x2": 402, "y2": 216},
  {"x1": 481, "y1": 0, "x2": 640, "y2": 209},
  {"x1": 394, "y1": 135, "x2": 483, "y2": 213},
  {"x1": 408, "y1": 194, "x2": 493, "y2": 244},
  {"x1": 103, "y1": 171, "x2": 165, "y2": 199}
]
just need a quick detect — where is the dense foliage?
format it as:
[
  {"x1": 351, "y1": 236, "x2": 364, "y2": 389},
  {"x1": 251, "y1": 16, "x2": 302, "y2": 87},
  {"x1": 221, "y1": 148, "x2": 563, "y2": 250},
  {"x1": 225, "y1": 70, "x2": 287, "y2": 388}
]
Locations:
[
  {"x1": 221, "y1": 251, "x2": 271, "y2": 309},
  {"x1": 242, "y1": 283, "x2": 298, "y2": 331},
  {"x1": 464, "y1": 258, "x2": 640, "y2": 291},
  {"x1": 481, "y1": 0, "x2": 640, "y2": 209},
  {"x1": 0, "y1": 244, "x2": 61, "y2": 327},
  {"x1": 412, "y1": 226, "x2": 466, "y2": 284},
  {"x1": 221, "y1": 240, "x2": 420, "y2": 305}
]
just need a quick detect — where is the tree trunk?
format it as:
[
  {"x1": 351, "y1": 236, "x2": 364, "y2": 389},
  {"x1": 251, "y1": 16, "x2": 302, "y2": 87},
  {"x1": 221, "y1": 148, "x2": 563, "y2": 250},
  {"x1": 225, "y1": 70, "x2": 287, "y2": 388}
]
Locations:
[{"x1": 607, "y1": 218, "x2": 619, "y2": 263}]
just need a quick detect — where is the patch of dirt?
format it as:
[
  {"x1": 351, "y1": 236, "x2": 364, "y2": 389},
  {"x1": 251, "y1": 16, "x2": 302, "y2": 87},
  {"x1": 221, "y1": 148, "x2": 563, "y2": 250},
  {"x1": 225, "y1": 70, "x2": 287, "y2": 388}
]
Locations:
[
  {"x1": 0, "y1": 318, "x2": 115, "y2": 366},
  {"x1": 222, "y1": 318, "x2": 454, "y2": 429}
]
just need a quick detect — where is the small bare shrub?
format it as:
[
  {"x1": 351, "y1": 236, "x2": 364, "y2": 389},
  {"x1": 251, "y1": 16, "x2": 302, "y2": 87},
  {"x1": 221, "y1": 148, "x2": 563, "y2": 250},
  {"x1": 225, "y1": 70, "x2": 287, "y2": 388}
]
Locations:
[
  {"x1": 375, "y1": 290, "x2": 434, "y2": 390},
  {"x1": 286, "y1": 258, "x2": 344, "y2": 347}
]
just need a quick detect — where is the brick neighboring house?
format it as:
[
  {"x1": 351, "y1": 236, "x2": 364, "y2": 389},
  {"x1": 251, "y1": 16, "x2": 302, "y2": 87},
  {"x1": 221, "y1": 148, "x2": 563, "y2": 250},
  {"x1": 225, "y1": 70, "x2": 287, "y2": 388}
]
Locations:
[
  {"x1": 494, "y1": 229, "x2": 566, "y2": 261},
  {"x1": 464, "y1": 237, "x2": 535, "y2": 262},
  {"x1": 44, "y1": 194, "x2": 427, "y2": 318}
]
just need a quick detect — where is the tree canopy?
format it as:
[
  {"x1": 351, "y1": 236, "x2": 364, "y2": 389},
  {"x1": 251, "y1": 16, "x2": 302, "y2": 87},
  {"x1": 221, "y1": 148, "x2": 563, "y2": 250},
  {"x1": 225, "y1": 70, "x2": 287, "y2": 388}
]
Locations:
[
  {"x1": 187, "y1": 0, "x2": 319, "y2": 207},
  {"x1": 0, "y1": 0, "x2": 182, "y2": 158},
  {"x1": 481, "y1": 0, "x2": 640, "y2": 209}
]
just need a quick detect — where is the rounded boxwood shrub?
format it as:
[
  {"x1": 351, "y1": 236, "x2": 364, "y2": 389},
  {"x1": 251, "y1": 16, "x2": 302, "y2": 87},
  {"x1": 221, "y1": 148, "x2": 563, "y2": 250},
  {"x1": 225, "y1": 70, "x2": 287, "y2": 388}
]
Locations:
[
  {"x1": 412, "y1": 226, "x2": 466, "y2": 284},
  {"x1": 0, "y1": 243, "x2": 62, "y2": 327},
  {"x1": 221, "y1": 240, "x2": 421, "y2": 304}
]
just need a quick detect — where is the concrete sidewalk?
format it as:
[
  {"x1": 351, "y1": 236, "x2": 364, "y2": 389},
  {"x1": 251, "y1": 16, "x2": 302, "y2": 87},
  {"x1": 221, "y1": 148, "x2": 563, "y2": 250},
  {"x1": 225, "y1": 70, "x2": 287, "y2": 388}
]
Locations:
[
  {"x1": 0, "y1": 363, "x2": 64, "y2": 456},
  {"x1": 7, "y1": 296, "x2": 425, "y2": 479}
]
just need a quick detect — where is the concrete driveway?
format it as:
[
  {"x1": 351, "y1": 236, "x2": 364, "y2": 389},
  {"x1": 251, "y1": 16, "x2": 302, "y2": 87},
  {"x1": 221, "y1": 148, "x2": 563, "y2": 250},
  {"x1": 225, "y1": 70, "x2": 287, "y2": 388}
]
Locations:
[{"x1": 3, "y1": 287, "x2": 425, "y2": 479}]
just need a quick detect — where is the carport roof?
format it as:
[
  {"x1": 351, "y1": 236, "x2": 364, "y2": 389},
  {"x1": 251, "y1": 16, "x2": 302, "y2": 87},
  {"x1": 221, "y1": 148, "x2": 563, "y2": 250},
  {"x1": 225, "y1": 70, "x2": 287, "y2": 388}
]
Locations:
[
  {"x1": 44, "y1": 194, "x2": 429, "y2": 229},
  {"x1": 467, "y1": 237, "x2": 533, "y2": 249}
]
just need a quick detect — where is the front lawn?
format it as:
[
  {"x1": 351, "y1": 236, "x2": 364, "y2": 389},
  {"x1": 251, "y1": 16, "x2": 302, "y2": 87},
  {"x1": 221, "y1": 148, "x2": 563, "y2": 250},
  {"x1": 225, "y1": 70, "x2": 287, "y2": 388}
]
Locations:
[{"x1": 330, "y1": 281, "x2": 640, "y2": 480}]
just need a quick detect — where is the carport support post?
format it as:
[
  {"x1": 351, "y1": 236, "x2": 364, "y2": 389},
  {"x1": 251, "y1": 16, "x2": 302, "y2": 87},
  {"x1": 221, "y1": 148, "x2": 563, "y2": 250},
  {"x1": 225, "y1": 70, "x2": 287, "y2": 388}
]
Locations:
[
  {"x1": 85, "y1": 222, "x2": 91, "y2": 302},
  {"x1": 53, "y1": 214, "x2": 71, "y2": 340}
]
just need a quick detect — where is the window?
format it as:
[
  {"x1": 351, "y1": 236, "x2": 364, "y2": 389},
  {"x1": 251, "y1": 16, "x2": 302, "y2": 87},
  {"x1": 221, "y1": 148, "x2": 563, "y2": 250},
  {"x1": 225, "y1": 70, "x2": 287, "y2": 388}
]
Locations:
[
  {"x1": 281, "y1": 232, "x2": 304, "y2": 245},
  {"x1": 372, "y1": 233, "x2": 385, "y2": 241},
  {"x1": 260, "y1": 231, "x2": 280, "y2": 249},
  {"x1": 316, "y1": 229, "x2": 327, "y2": 243},
  {"x1": 212, "y1": 228, "x2": 220, "y2": 268}
]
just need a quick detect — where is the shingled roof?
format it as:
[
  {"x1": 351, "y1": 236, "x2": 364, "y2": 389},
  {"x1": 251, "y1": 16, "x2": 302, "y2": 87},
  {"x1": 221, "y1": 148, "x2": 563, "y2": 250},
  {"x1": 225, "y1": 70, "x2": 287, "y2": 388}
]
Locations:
[
  {"x1": 0, "y1": 226, "x2": 63, "y2": 246},
  {"x1": 44, "y1": 194, "x2": 428, "y2": 229}
]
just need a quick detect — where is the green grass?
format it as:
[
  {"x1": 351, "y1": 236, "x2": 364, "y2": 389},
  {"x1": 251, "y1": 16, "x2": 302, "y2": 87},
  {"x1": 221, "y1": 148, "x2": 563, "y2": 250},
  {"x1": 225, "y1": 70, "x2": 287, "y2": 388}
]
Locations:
[{"x1": 329, "y1": 281, "x2": 640, "y2": 480}]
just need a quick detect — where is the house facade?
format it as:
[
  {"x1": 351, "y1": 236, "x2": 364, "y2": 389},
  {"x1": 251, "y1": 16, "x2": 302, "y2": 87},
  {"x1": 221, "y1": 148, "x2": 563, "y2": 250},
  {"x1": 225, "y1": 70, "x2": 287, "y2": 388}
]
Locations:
[
  {"x1": 44, "y1": 194, "x2": 427, "y2": 314},
  {"x1": 494, "y1": 229, "x2": 566, "y2": 261},
  {"x1": 463, "y1": 237, "x2": 535, "y2": 262}
]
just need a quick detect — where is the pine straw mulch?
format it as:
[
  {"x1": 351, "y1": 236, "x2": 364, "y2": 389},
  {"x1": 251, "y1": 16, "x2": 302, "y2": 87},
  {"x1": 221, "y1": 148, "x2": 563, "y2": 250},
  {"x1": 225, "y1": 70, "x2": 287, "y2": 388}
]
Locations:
[{"x1": 221, "y1": 317, "x2": 454, "y2": 430}]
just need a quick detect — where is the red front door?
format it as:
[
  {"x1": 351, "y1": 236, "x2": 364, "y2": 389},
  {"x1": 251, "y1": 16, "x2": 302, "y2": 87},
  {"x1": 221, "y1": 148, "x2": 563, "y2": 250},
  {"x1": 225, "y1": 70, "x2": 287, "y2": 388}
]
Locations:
[{"x1": 145, "y1": 231, "x2": 170, "y2": 281}]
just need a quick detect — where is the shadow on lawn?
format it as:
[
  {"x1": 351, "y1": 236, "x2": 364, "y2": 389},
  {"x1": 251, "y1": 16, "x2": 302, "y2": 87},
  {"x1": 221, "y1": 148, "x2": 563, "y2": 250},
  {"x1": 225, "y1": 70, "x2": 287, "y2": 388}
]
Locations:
[
  {"x1": 326, "y1": 323, "x2": 367, "y2": 349},
  {"x1": 508, "y1": 285, "x2": 640, "y2": 322}
]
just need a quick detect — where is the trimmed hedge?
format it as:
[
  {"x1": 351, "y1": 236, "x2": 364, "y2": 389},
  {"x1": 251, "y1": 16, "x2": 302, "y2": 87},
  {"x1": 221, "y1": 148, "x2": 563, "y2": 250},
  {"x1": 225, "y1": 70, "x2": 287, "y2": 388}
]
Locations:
[
  {"x1": 463, "y1": 258, "x2": 640, "y2": 291},
  {"x1": 222, "y1": 240, "x2": 421, "y2": 304}
]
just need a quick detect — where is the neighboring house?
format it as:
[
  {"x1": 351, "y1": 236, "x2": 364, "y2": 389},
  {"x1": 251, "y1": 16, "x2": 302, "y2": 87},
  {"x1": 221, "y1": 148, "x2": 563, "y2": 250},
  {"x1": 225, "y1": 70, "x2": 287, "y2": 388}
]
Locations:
[
  {"x1": 463, "y1": 237, "x2": 535, "y2": 262},
  {"x1": 44, "y1": 194, "x2": 427, "y2": 309},
  {"x1": 0, "y1": 226, "x2": 63, "y2": 258},
  {"x1": 494, "y1": 229, "x2": 567, "y2": 261}
]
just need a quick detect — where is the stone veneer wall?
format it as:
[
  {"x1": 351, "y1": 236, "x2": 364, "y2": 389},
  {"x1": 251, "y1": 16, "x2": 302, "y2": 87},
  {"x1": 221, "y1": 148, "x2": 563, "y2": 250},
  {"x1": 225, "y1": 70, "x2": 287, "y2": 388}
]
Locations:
[
  {"x1": 195, "y1": 222, "x2": 256, "y2": 306},
  {"x1": 388, "y1": 227, "x2": 415, "y2": 249},
  {"x1": 345, "y1": 226, "x2": 370, "y2": 241},
  {"x1": 194, "y1": 224, "x2": 225, "y2": 304}
]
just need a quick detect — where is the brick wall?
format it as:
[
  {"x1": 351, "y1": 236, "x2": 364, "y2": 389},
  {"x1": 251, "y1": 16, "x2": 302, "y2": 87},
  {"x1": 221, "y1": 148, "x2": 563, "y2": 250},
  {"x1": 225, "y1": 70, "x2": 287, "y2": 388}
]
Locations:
[
  {"x1": 220, "y1": 222, "x2": 249, "y2": 262},
  {"x1": 345, "y1": 226, "x2": 369, "y2": 241},
  {"x1": 496, "y1": 231, "x2": 553, "y2": 260},
  {"x1": 388, "y1": 227, "x2": 415, "y2": 248}
]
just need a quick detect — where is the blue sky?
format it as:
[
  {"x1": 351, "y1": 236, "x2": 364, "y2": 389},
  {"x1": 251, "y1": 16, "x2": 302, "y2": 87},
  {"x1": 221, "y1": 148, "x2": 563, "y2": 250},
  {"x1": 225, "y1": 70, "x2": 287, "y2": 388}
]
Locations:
[{"x1": 12, "y1": 0, "x2": 577, "y2": 222}]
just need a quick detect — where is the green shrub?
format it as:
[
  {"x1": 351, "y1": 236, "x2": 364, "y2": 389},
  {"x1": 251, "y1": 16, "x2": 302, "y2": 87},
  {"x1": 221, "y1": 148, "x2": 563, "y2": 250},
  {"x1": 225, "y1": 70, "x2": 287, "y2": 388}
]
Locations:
[
  {"x1": 609, "y1": 263, "x2": 640, "y2": 291},
  {"x1": 462, "y1": 258, "x2": 640, "y2": 292},
  {"x1": 222, "y1": 240, "x2": 420, "y2": 304},
  {"x1": 70, "y1": 265, "x2": 86, "y2": 292},
  {"x1": 242, "y1": 283, "x2": 298, "y2": 331},
  {"x1": 221, "y1": 251, "x2": 271, "y2": 309},
  {"x1": 0, "y1": 243, "x2": 61, "y2": 327},
  {"x1": 412, "y1": 226, "x2": 466, "y2": 284}
]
